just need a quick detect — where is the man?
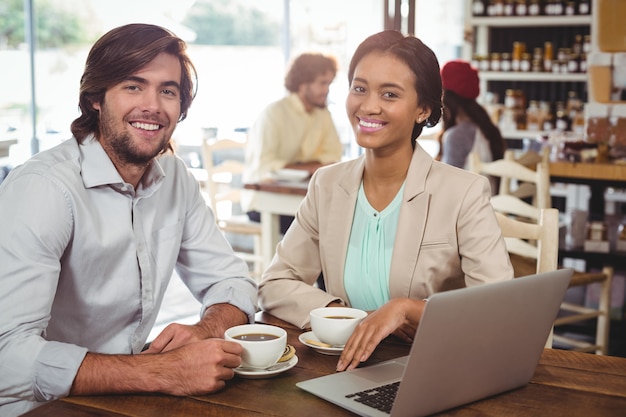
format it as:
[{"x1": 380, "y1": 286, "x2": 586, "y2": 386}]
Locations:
[
  {"x1": 243, "y1": 53, "x2": 343, "y2": 231},
  {"x1": 0, "y1": 24, "x2": 257, "y2": 416}
]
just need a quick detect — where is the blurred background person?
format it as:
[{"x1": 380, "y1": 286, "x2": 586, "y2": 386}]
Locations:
[
  {"x1": 437, "y1": 60, "x2": 505, "y2": 194},
  {"x1": 243, "y1": 52, "x2": 343, "y2": 233}
]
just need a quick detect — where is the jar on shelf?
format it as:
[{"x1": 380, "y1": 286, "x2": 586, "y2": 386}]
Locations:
[
  {"x1": 479, "y1": 55, "x2": 490, "y2": 71},
  {"x1": 578, "y1": 0, "x2": 590, "y2": 15},
  {"x1": 543, "y1": 42, "x2": 554, "y2": 72},
  {"x1": 567, "y1": 53, "x2": 580, "y2": 73},
  {"x1": 555, "y1": 101, "x2": 570, "y2": 131},
  {"x1": 528, "y1": 0, "x2": 541, "y2": 15},
  {"x1": 580, "y1": 53, "x2": 587, "y2": 73},
  {"x1": 585, "y1": 221, "x2": 610, "y2": 253},
  {"x1": 520, "y1": 53, "x2": 532, "y2": 72},
  {"x1": 572, "y1": 34, "x2": 583, "y2": 55},
  {"x1": 490, "y1": 53, "x2": 502, "y2": 71},
  {"x1": 472, "y1": 0, "x2": 486, "y2": 15},
  {"x1": 540, "y1": 101, "x2": 554, "y2": 131},
  {"x1": 504, "y1": 0, "x2": 515, "y2": 16},
  {"x1": 583, "y1": 35, "x2": 592, "y2": 54},
  {"x1": 587, "y1": 221, "x2": 608, "y2": 242},
  {"x1": 500, "y1": 53, "x2": 512, "y2": 72},
  {"x1": 565, "y1": 1, "x2": 576, "y2": 15},
  {"x1": 515, "y1": 0, "x2": 527, "y2": 15},
  {"x1": 488, "y1": 0, "x2": 505, "y2": 16},
  {"x1": 511, "y1": 41, "x2": 525, "y2": 71},
  {"x1": 526, "y1": 100, "x2": 542, "y2": 131}
]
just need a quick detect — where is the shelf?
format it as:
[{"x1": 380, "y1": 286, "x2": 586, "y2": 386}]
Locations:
[
  {"x1": 479, "y1": 72, "x2": 588, "y2": 82},
  {"x1": 500, "y1": 130, "x2": 545, "y2": 139},
  {"x1": 470, "y1": 15, "x2": 592, "y2": 27}
]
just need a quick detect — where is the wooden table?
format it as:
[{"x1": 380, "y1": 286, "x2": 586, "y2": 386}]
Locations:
[
  {"x1": 22, "y1": 312, "x2": 626, "y2": 417},
  {"x1": 244, "y1": 181, "x2": 307, "y2": 268}
]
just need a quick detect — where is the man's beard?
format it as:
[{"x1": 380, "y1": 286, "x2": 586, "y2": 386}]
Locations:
[{"x1": 99, "y1": 107, "x2": 169, "y2": 166}]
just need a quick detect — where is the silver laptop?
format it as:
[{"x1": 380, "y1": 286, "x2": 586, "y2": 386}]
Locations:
[{"x1": 297, "y1": 269, "x2": 573, "y2": 417}]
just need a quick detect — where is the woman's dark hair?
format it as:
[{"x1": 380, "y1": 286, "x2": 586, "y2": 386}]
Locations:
[
  {"x1": 440, "y1": 90, "x2": 505, "y2": 161},
  {"x1": 70, "y1": 23, "x2": 198, "y2": 148},
  {"x1": 347, "y1": 30, "x2": 442, "y2": 147},
  {"x1": 284, "y1": 53, "x2": 338, "y2": 93}
]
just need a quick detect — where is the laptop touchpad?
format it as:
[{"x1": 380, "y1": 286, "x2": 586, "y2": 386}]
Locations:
[{"x1": 354, "y1": 362, "x2": 405, "y2": 384}]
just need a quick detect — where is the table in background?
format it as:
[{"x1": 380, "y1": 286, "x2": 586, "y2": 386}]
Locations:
[
  {"x1": 22, "y1": 312, "x2": 626, "y2": 417},
  {"x1": 244, "y1": 181, "x2": 307, "y2": 268},
  {"x1": 0, "y1": 138, "x2": 17, "y2": 158}
]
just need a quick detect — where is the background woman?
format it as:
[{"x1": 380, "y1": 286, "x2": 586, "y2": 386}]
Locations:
[
  {"x1": 438, "y1": 60, "x2": 506, "y2": 193},
  {"x1": 258, "y1": 31, "x2": 513, "y2": 371}
]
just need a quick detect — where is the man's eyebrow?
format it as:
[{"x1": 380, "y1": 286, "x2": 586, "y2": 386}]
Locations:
[{"x1": 123, "y1": 75, "x2": 181, "y2": 90}]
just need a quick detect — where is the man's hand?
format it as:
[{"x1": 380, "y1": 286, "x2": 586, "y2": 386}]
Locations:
[
  {"x1": 71, "y1": 338, "x2": 244, "y2": 396},
  {"x1": 144, "y1": 303, "x2": 248, "y2": 354}
]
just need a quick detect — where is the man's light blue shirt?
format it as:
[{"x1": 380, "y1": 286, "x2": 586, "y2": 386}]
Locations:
[{"x1": 0, "y1": 136, "x2": 257, "y2": 416}]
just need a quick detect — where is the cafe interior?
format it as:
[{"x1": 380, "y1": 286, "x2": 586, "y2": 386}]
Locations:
[{"x1": 2, "y1": 1, "x2": 626, "y2": 415}]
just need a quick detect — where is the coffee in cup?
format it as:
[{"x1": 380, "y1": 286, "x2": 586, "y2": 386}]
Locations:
[
  {"x1": 224, "y1": 324, "x2": 287, "y2": 369},
  {"x1": 309, "y1": 307, "x2": 367, "y2": 347}
]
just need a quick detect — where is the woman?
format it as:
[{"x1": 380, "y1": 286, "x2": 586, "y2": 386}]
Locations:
[
  {"x1": 437, "y1": 60, "x2": 506, "y2": 193},
  {"x1": 258, "y1": 31, "x2": 513, "y2": 371}
]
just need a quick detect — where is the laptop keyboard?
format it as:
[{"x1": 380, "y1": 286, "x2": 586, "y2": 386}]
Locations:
[{"x1": 345, "y1": 381, "x2": 400, "y2": 414}]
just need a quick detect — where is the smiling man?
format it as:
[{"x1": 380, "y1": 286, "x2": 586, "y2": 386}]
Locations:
[{"x1": 0, "y1": 24, "x2": 257, "y2": 417}]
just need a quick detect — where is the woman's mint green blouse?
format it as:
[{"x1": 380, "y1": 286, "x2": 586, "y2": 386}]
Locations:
[{"x1": 344, "y1": 181, "x2": 405, "y2": 310}]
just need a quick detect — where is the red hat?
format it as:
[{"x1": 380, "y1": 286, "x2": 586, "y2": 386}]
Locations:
[{"x1": 441, "y1": 60, "x2": 480, "y2": 99}]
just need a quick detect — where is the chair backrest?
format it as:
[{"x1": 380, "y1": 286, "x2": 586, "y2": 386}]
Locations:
[
  {"x1": 468, "y1": 151, "x2": 551, "y2": 209},
  {"x1": 200, "y1": 138, "x2": 247, "y2": 219},
  {"x1": 491, "y1": 194, "x2": 559, "y2": 274}
]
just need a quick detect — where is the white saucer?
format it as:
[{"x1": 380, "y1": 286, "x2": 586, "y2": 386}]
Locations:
[
  {"x1": 234, "y1": 355, "x2": 298, "y2": 379},
  {"x1": 299, "y1": 331, "x2": 344, "y2": 355}
]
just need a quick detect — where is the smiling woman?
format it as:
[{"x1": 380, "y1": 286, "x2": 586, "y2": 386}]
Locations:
[{"x1": 258, "y1": 30, "x2": 513, "y2": 373}]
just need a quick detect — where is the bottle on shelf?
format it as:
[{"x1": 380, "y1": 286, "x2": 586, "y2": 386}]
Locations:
[
  {"x1": 526, "y1": 100, "x2": 542, "y2": 131},
  {"x1": 555, "y1": 101, "x2": 571, "y2": 131},
  {"x1": 515, "y1": 0, "x2": 527, "y2": 16},
  {"x1": 540, "y1": 101, "x2": 554, "y2": 131},
  {"x1": 578, "y1": 0, "x2": 590, "y2": 15},
  {"x1": 528, "y1": 0, "x2": 541, "y2": 15},
  {"x1": 472, "y1": 0, "x2": 486, "y2": 16},
  {"x1": 543, "y1": 41, "x2": 554, "y2": 72},
  {"x1": 504, "y1": 0, "x2": 515, "y2": 16},
  {"x1": 512, "y1": 42, "x2": 524, "y2": 71}
]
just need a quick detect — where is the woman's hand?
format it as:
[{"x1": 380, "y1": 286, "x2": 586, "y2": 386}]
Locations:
[{"x1": 336, "y1": 298, "x2": 425, "y2": 371}]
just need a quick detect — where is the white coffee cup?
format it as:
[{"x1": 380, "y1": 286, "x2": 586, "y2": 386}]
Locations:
[
  {"x1": 309, "y1": 307, "x2": 367, "y2": 347},
  {"x1": 224, "y1": 323, "x2": 287, "y2": 369}
]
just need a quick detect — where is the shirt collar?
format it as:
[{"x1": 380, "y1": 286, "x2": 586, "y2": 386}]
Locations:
[
  {"x1": 79, "y1": 135, "x2": 165, "y2": 191},
  {"x1": 287, "y1": 92, "x2": 308, "y2": 114}
]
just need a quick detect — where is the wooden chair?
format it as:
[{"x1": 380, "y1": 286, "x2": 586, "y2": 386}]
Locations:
[
  {"x1": 492, "y1": 194, "x2": 613, "y2": 355},
  {"x1": 492, "y1": 195, "x2": 560, "y2": 349},
  {"x1": 200, "y1": 138, "x2": 263, "y2": 280},
  {"x1": 469, "y1": 151, "x2": 551, "y2": 209}
]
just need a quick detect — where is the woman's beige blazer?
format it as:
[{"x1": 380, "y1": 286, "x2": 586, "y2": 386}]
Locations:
[{"x1": 258, "y1": 145, "x2": 514, "y2": 328}]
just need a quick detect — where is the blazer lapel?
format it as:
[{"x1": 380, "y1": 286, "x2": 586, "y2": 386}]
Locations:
[
  {"x1": 389, "y1": 146, "x2": 433, "y2": 298},
  {"x1": 324, "y1": 157, "x2": 364, "y2": 302}
]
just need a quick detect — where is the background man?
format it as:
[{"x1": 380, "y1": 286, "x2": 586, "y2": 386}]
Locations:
[{"x1": 243, "y1": 52, "x2": 343, "y2": 232}]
